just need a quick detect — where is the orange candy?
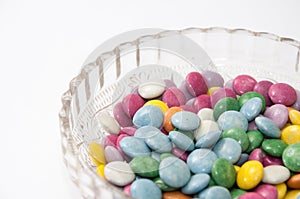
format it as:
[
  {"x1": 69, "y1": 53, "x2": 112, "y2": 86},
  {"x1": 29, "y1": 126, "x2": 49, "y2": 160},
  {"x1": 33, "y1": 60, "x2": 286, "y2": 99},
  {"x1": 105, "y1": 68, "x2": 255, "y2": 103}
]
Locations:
[
  {"x1": 163, "y1": 107, "x2": 183, "y2": 132},
  {"x1": 287, "y1": 173, "x2": 300, "y2": 189},
  {"x1": 162, "y1": 191, "x2": 191, "y2": 199}
]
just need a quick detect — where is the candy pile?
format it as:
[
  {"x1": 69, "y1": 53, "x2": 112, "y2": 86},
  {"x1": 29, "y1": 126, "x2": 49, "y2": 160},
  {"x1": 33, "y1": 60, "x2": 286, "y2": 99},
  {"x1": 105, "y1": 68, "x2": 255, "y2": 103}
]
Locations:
[{"x1": 88, "y1": 70, "x2": 300, "y2": 199}]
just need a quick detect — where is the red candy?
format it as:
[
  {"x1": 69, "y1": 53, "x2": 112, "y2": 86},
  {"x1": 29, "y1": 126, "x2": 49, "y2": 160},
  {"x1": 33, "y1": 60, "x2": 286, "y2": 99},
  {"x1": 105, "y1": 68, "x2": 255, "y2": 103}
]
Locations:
[
  {"x1": 253, "y1": 80, "x2": 274, "y2": 106},
  {"x1": 233, "y1": 75, "x2": 257, "y2": 95},
  {"x1": 185, "y1": 72, "x2": 208, "y2": 97},
  {"x1": 268, "y1": 83, "x2": 297, "y2": 106}
]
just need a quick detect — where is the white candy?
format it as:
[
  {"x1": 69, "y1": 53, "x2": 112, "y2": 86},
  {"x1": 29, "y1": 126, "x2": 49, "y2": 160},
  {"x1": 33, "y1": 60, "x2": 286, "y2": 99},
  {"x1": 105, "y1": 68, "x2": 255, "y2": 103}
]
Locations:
[
  {"x1": 194, "y1": 120, "x2": 220, "y2": 141},
  {"x1": 262, "y1": 165, "x2": 290, "y2": 184},
  {"x1": 104, "y1": 161, "x2": 135, "y2": 186},
  {"x1": 97, "y1": 111, "x2": 120, "y2": 134},
  {"x1": 197, "y1": 108, "x2": 215, "y2": 121},
  {"x1": 138, "y1": 79, "x2": 166, "y2": 99}
]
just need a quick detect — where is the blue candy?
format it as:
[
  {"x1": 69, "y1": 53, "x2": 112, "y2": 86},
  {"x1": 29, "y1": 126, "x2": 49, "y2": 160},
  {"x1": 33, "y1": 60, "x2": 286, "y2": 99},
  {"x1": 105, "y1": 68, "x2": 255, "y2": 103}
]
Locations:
[
  {"x1": 255, "y1": 116, "x2": 281, "y2": 138},
  {"x1": 119, "y1": 137, "x2": 150, "y2": 158},
  {"x1": 130, "y1": 179, "x2": 162, "y2": 199},
  {"x1": 181, "y1": 173, "x2": 210, "y2": 195},
  {"x1": 133, "y1": 105, "x2": 163, "y2": 128},
  {"x1": 195, "y1": 130, "x2": 222, "y2": 148},
  {"x1": 217, "y1": 110, "x2": 248, "y2": 131},
  {"x1": 169, "y1": 131, "x2": 195, "y2": 151},
  {"x1": 198, "y1": 186, "x2": 231, "y2": 199},
  {"x1": 159, "y1": 157, "x2": 190, "y2": 188},
  {"x1": 213, "y1": 138, "x2": 242, "y2": 164},
  {"x1": 171, "y1": 111, "x2": 200, "y2": 131},
  {"x1": 187, "y1": 149, "x2": 217, "y2": 174},
  {"x1": 236, "y1": 153, "x2": 250, "y2": 166},
  {"x1": 240, "y1": 97, "x2": 262, "y2": 121}
]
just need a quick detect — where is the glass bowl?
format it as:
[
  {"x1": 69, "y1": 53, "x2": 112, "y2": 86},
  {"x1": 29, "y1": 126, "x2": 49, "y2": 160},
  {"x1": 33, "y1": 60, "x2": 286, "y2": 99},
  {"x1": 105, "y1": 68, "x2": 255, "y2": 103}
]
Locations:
[{"x1": 59, "y1": 27, "x2": 300, "y2": 199}]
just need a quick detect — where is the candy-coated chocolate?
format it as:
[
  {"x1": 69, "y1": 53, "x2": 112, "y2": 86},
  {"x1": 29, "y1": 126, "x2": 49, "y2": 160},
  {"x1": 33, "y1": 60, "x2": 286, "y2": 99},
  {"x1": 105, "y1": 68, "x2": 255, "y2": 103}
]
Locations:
[
  {"x1": 122, "y1": 93, "x2": 145, "y2": 118},
  {"x1": 282, "y1": 143, "x2": 300, "y2": 172},
  {"x1": 254, "y1": 184, "x2": 278, "y2": 199},
  {"x1": 287, "y1": 173, "x2": 300, "y2": 189},
  {"x1": 169, "y1": 131, "x2": 195, "y2": 151},
  {"x1": 213, "y1": 97, "x2": 240, "y2": 120},
  {"x1": 179, "y1": 81, "x2": 194, "y2": 101},
  {"x1": 246, "y1": 130, "x2": 264, "y2": 153},
  {"x1": 185, "y1": 71, "x2": 208, "y2": 97},
  {"x1": 237, "y1": 160, "x2": 264, "y2": 190},
  {"x1": 291, "y1": 89, "x2": 300, "y2": 110},
  {"x1": 207, "y1": 86, "x2": 219, "y2": 95},
  {"x1": 104, "y1": 146, "x2": 124, "y2": 163},
  {"x1": 159, "y1": 157, "x2": 190, "y2": 188},
  {"x1": 248, "y1": 148, "x2": 264, "y2": 163},
  {"x1": 264, "y1": 104, "x2": 289, "y2": 129},
  {"x1": 238, "y1": 91, "x2": 266, "y2": 112},
  {"x1": 104, "y1": 161, "x2": 135, "y2": 186},
  {"x1": 268, "y1": 83, "x2": 297, "y2": 106},
  {"x1": 211, "y1": 158, "x2": 236, "y2": 188},
  {"x1": 262, "y1": 154, "x2": 284, "y2": 166},
  {"x1": 238, "y1": 192, "x2": 265, "y2": 199},
  {"x1": 233, "y1": 74, "x2": 257, "y2": 95},
  {"x1": 129, "y1": 156, "x2": 159, "y2": 178},
  {"x1": 171, "y1": 147, "x2": 189, "y2": 161},
  {"x1": 281, "y1": 125, "x2": 300, "y2": 145},
  {"x1": 289, "y1": 109, "x2": 300, "y2": 125},
  {"x1": 113, "y1": 102, "x2": 133, "y2": 127},
  {"x1": 194, "y1": 120, "x2": 220, "y2": 141},
  {"x1": 97, "y1": 111, "x2": 121, "y2": 134},
  {"x1": 163, "y1": 106, "x2": 183, "y2": 132},
  {"x1": 197, "y1": 108, "x2": 214, "y2": 121},
  {"x1": 236, "y1": 153, "x2": 250, "y2": 166},
  {"x1": 283, "y1": 190, "x2": 300, "y2": 199},
  {"x1": 240, "y1": 97, "x2": 262, "y2": 121},
  {"x1": 162, "y1": 87, "x2": 186, "y2": 107},
  {"x1": 119, "y1": 136, "x2": 150, "y2": 158},
  {"x1": 210, "y1": 87, "x2": 237, "y2": 108},
  {"x1": 262, "y1": 139, "x2": 287, "y2": 157},
  {"x1": 217, "y1": 110, "x2": 248, "y2": 132},
  {"x1": 181, "y1": 173, "x2": 210, "y2": 194},
  {"x1": 222, "y1": 127, "x2": 250, "y2": 152},
  {"x1": 133, "y1": 105, "x2": 163, "y2": 128},
  {"x1": 198, "y1": 186, "x2": 231, "y2": 199},
  {"x1": 153, "y1": 177, "x2": 176, "y2": 191},
  {"x1": 130, "y1": 179, "x2": 162, "y2": 199},
  {"x1": 119, "y1": 126, "x2": 137, "y2": 136},
  {"x1": 138, "y1": 79, "x2": 166, "y2": 99},
  {"x1": 160, "y1": 153, "x2": 175, "y2": 161},
  {"x1": 171, "y1": 111, "x2": 200, "y2": 131},
  {"x1": 202, "y1": 70, "x2": 224, "y2": 88},
  {"x1": 230, "y1": 188, "x2": 247, "y2": 199},
  {"x1": 123, "y1": 183, "x2": 131, "y2": 196},
  {"x1": 262, "y1": 165, "x2": 290, "y2": 184},
  {"x1": 96, "y1": 164, "x2": 105, "y2": 179},
  {"x1": 104, "y1": 134, "x2": 118, "y2": 147},
  {"x1": 187, "y1": 149, "x2": 217, "y2": 174},
  {"x1": 274, "y1": 183, "x2": 287, "y2": 199},
  {"x1": 213, "y1": 138, "x2": 242, "y2": 164},
  {"x1": 88, "y1": 142, "x2": 106, "y2": 165},
  {"x1": 195, "y1": 130, "x2": 222, "y2": 148},
  {"x1": 162, "y1": 191, "x2": 191, "y2": 199},
  {"x1": 193, "y1": 94, "x2": 212, "y2": 112},
  {"x1": 255, "y1": 116, "x2": 281, "y2": 138},
  {"x1": 253, "y1": 80, "x2": 274, "y2": 106}
]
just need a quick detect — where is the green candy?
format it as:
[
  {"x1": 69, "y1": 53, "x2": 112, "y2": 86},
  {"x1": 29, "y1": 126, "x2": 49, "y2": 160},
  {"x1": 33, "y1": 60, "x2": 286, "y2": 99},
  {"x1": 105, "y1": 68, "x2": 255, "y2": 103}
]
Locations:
[
  {"x1": 246, "y1": 130, "x2": 264, "y2": 153},
  {"x1": 211, "y1": 158, "x2": 236, "y2": 188},
  {"x1": 129, "y1": 156, "x2": 159, "y2": 178},
  {"x1": 153, "y1": 177, "x2": 176, "y2": 191},
  {"x1": 160, "y1": 153, "x2": 175, "y2": 161},
  {"x1": 230, "y1": 188, "x2": 247, "y2": 199},
  {"x1": 282, "y1": 143, "x2": 300, "y2": 172},
  {"x1": 238, "y1": 91, "x2": 266, "y2": 112},
  {"x1": 208, "y1": 177, "x2": 216, "y2": 187},
  {"x1": 262, "y1": 139, "x2": 288, "y2": 157},
  {"x1": 213, "y1": 97, "x2": 240, "y2": 120},
  {"x1": 222, "y1": 127, "x2": 250, "y2": 152}
]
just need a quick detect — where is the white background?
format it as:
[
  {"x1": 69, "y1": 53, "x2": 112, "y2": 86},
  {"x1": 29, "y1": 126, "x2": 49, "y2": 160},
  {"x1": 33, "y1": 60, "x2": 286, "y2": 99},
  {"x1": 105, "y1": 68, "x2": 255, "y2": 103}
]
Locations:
[{"x1": 1, "y1": 0, "x2": 300, "y2": 198}]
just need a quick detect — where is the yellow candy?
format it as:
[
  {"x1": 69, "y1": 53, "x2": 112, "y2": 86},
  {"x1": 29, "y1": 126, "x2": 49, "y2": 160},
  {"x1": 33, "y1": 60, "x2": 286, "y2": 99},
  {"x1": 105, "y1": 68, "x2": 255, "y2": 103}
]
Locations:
[
  {"x1": 207, "y1": 87, "x2": 220, "y2": 95},
  {"x1": 289, "y1": 110, "x2": 300, "y2": 125},
  {"x1": 284, "y1": 190, "x2": 300, "y2": 199},
  {"x1": 237, "y1": 160, "x2": 264, "y2": 190},
  {"x1": 144, "y1": 100, "x2": 169, "y2": 114},
  {"x1": 275, "y1": 183, "x2": 287, "y2": 199},
  {"x1": 281, "y1": 125, "x2": 300, "y2": 145},
  {"x1": 96, "y1": 164, "x2": 106, "y2": 179},
  {"x1": 88, "y1": 142, "x2": 106, "y2": 165},
  {"x1": 234, "y1": 165, "x2": 241, "y2": 173}
]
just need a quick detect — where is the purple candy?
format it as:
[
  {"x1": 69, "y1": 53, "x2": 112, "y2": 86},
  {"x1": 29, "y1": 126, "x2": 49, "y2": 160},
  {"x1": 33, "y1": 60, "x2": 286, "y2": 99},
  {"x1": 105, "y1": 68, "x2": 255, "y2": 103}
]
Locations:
[
  {"x1": 113, "y1": 102, "x2": 133, "y2": 127},
  {"x1": 248, "y1": 148, "x2": 264, "y2": 163},
  {"x1": 264, "y1": 104, "x2": 289, "y2": 129},
  {"x1": 254, "y1": 184, "x2": 278, "y2": 199},
  {"x1": 202, "y1": 70, "x2": 224, "y2": 88},
  {"x1": 268, "y1": 83, "x2": 297, "y2": 106},
  {"x1": 179, "y1": 81, "x2": 194, "y2": 101},
  {"x1": 253, "y1": 80, "x2": 274, "y2": 106},
  {"x1": 164, "y1": 79, "x2": 177, "y2": 88},
  {"x1": 119, "y1": 127, "x2": 137, "y2": 136},
  {"x1": 248, "y1": 120, "x2": 258, "y2": 130},
  {"x1": 193, "y1": 94, "x2": 212, "y2": 112},
  {"x1": 291, "y1": 89, "x2": 300, "y2": 110},
  {"x1": 263, "y1": 154, "x2": 283, "y2": 167},
  {"x1": 171, "y1": 147, "x2": 188, "y2": 161},
  {"x1": 210, "y1": 87, "x2": 237, "y2": 108},
  {"x1": 224, "y1": 79, "x2": 234, "y2": 90}
]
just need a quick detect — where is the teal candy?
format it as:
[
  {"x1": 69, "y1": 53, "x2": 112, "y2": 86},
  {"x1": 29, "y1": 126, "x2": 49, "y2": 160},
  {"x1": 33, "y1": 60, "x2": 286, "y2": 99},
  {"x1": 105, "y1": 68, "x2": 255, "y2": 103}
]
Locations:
[
  {"x1": 211, "y1": 158, "x2": 236, "y2": 188},
  {"x1": 236, "y1": 153, "x2": 249, "y2": 166},
  {"x1": 217, "y1": 111, "x2": 248, "y2": 131},
  {"x1": 181, "y1": 173, "x2": 210, "y2": 195},
  {"x1": 240, "y1": 97, "x2": 262, "y2": 121},
  {"x1": 130, "y1": 179, "x2": 162, "y2": 199},
  {"x1": 169, "y1": 131, "x2": 195, "y2": 151},
  {"x1": 198, "y1": 186, "x2": 231, "y2": 199},
  {"x1": 213, "y1": 138, "x2": 242, "y2": 164},
  {"x1": 187, "y1": 149, "x2": 217, "y2": 174},
  {"x1": 222, "y1": 127, "x2": 250, "y2": 152},
  {"x1": 195, "y1": 130, "x2": 222, "y2": 148},
  {"x1": 119, "y1": 136, "x2": 150, "y2": 158},
  {"x1": 255, "y1": 116, "x2": 281, "y2": 138},
  {"x1": 213, "y1": 97, "x2": 240, "y2": 120},
  {"x1": 159, "y1": 157, "x2": 191, "y2": 188},
  {"x1": 282, "y1": 143, "x2": 300, "y2": 172},
  {"x1": 135, "y1": 126, "x2": 172, "y2": 153},
  {"x1": 171, "y1": 111, "x2": 200, "y2": 131},
  {"x1": 262, "y1": 139, "x2": 288, "y2": 157},
  {"x1": 133, "y1": 105, "x2": 163, "y2": 128}
]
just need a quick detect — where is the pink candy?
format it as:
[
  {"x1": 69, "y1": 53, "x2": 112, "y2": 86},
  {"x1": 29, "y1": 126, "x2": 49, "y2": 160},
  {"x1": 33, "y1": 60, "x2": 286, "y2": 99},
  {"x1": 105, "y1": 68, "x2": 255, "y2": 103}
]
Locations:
[
  {"x1": 193, "y1": 94, "x2": 212, "y2": 112},
  {"x1": 233, "y1": 74, "x2": 257, "y2": 95},
  {"x1": 185, "y1": 72, "x2": 208, "y2": 97},
  {"x1": 268, "y1": 83, "x2": 297, "y2": 106},
  {"x1": 210, "y1": 87, "x2": 236, "y2": 108},
  {"x1": 122, "y1": 93, "x2": 145, "y2": 118},
  {"x1": 253, "y1": 80, "x2": 274, "y2": 106},
  {"x1": 254, "y1": 184, "x2": 278, "y2": 199},
  {"x1": 162, "y1": 87, "x2": 186, "y2": 107}
]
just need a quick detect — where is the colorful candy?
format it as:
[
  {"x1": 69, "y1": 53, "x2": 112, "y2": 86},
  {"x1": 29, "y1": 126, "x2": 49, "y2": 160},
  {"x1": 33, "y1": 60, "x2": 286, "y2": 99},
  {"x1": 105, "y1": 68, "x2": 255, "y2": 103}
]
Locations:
[{"x1": 87, "y1": 71, "x2": 300, "y2": 199}]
